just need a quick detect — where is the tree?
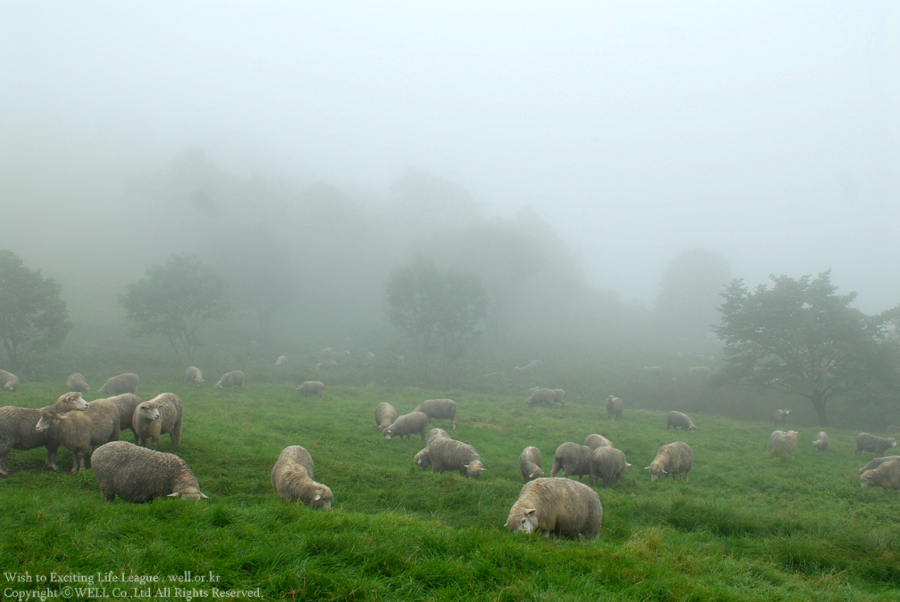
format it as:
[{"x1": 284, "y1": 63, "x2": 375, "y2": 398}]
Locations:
[
  {"x1": 655, "y1": 248, "x2": 732, "y2": 343},
  {"x1": 118, "y1": 254, "x2": 229, "y2": 364},
  {"x1": 384, "y1": 255, "x2": 489, "y2": 371},
  {"x1": 0, "y1": 250, "x2": 73, "y2": 370},
  {"x1": 713, "y1": 271, "x2": 900, "y2": 426}
]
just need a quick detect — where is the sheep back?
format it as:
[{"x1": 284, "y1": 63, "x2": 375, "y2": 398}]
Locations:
[
  {"x1": 297, "y1": 381, "x2": 325, "y2": 398},
  {"x1": 0, "y1": 406, "x2": 61, "y2": 476},
  {"x1": 413, "y1": 399, "x2": 458, "y2": 429},
  {"x1": 812, "y1": 431, "x2": 829, "y2": 452},
  {"x1": 647, "y1": 441, "x2": 693, "y2": 482},
  {"x1": 66, "y1": 373, "x2": 90, "y2": 393},
  {"x1": 590, "y1": 446, "x2": 630, "y2": 487},
  {"x1": 271, "y1": 445, "x2": 315, "y2": 481},
  {"x1": 215, "y1": 370, "x2": 244, "y2": 389},
  {"x1": 185, "y1": 366, "x2": 204, "y2": 386},
  {"x1": 270, "y1": 446, "x2": 331, "y2": 508},
  {"x1": 550, "y1": 442, "x2": 593, "y2": 481},
  {"x1": 98, "y1": 373, "x2": 139, "y2": 396},
  {"x1": 426, "y1": 428, "x2": 450, "y2": 446},
  {"x1": 860, "y1": 459, "x2": 900, "y2": 490},
  {"x1": 427, "y1": 437, "x2": 484, "y2": 477},
  {"x1": 505, "y1": 477, "x2": 602, "y2": 540},
  {"x1": 91, "y1": 441, "x2": 207, "y2": 502},
  {"x1": 374, "y1": 402, "x2": 398, "y2": 431},
  {"x1": 768, "y1": 430, "x2": 799, "y2": 455},
  {"x1": 526, "y1": 388, "x2": 562, "y2": 408},
  {"x1": 518, "y1": 446, "x2": 543, "y2": 482},
  {"x1": 666, "y1": 411, "x2": 696, "y2": 432},
  {"x1": 855, "y1": 433, "x2": 898, "y2": 455},
  {"x1": 383, "y1": 412, "x2": 428, "y2": 442},
  {"x1": 584, "y1": 433, "x2": 614, "y2": 450},
  {"x1": 857, "y1": 455, "x2": 900, "y2": 475}
]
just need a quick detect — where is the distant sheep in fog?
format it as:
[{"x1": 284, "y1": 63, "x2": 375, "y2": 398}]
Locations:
[
  {"x1": 185, "y1": 366, "x2": 203, "y2": 386},
  {"x1": 275, "y1": 355, "x2": 287, "y2": 366},
  {"x1": 518, "y1": 446, "x2": 544, "y2": 482},
  {"x1": 317, "y1": 360, "x2": 338, "y2": 371},
  {"x1": 768, "y1": 430, "x2": 798, "y2": 456},
  {"x1": 855, "y1": 433, "x2": 898, "y2": 455},
  {"x1": 857, "y1": 455, "x2": 900, "y2": 475},
  {"x1": 99, "y1": 373, "x2": 139, "y2": 396},
  {"x1": 66, "y1": 373, "x2": 90, "y2": 393},
  {"x1": 774, "y1": 409, "x2": 791, "y2": 426},
  {"x1": 296, "y1": 381, "x2": 325, "y2": 398},
  {"x1": 215, "y1": 370, "x2": 244, "y2": 389},
  {"x1": 605, "y1": 395, "x2": 623, "y2": 420},
  {"x1": 374, "y1": 402, "x2": 398, "y2": 431},
  {"x1": 812, "y1": 431, "x2": 829, "y2": 452},
  {"x1": 0, "y1": 370, "x2": 19, "y2": 392},
  {"x1": 860, "y1": 459, "x2": 900, "y2": 490},
  {"x1": 666, "y1": 411, "x2": 696, "y2": 432}
]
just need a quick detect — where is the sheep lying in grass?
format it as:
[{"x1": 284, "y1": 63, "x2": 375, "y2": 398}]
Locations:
[
  {"x1": 518, "y1": 446, "x2": 543, "y2": 482},
  {"x1": 185, "y1": 366, "x2": 203, "y2": 386},
  {"x1": 550, "y1": 442, "x2": 593, "y2": 481},
  {"x1": 34, "y1": 399, "x2": 120, "y2": 473},
  {"x1": 413, "y1": 398, "x2": 458, "y2": 429},
  {"x1": 66, "y1": 373, "x2": 90, "y2": 393},
  {"x1": 666, "y1": 411, "x2": 697, "y2": 432},
  {"x1": 271, "y1": 445, "x2": 332, "y2": 509},
  {"x1": 584, "y1": 433, "x2": 613, "y2": 450},
  {"x1": 812, "y1": 431, "x2": 829, "y2": 452},
  {"x1": 505, "y1": 477, "x2": 602, "y2": 540},
  {"x1": 132, "y1": 393, "x2": 183, "y2": 450},
  {"x1": 0, "y1": 406, "x2": 62, "y2": 476},
  {"x1": 774, "y1": 409, "x2": 791, "y2": 426},
  {"x1": 98, "y1": 373, "x2": 139, "y2": 395},
  {"x1": 855, "y1": 433, "x2": 898, "y2": 455},
  {"x1": 606, "y1": 395, "x2": 623, "y2": 420},
  {"x1": 426, "y1": 437, "x2": 484, "y2": 478},
  {"x1": 296, "y1": 381, "x2": 325, "y2": 398},
  {"x1": 92, "y1": 441, "x2": 208, "y2": 502},
  {"x1": 590, "y1": 446, "x2": 630, "y2": 488},
  {"x1": 383, "y1": 412, "x2": 428, "y2": 442},
  {"x1": 857, "y1": 455, "x2": 900, "y2": 475},
  {"x1": 0, "y1": 370, "x2": 20, "y2": 392},
  {"x1": 215, "y1": 370, "x2": 245, "y2": 389},
  {"x1": 859, "y1": 458, "x2": 900, "y2": 490},
  {"x1": 768, "y1": 430, "x2": 798, "y2": 456},
  {"x1": 374, "y1": 402, "x2": 398, "y2": 431},
  {"x1": 646, "y1": 442, "x2": 693, "y2": 482}
]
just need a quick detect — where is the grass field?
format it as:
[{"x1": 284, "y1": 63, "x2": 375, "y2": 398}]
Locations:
[{"x1": 1, "y1": 380, "x2": 899, "y2": 602}]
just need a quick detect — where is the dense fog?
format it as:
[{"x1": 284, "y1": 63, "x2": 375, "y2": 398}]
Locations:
[{"x1": 2, "y1": 2, "x2": 898, "y2": 381}]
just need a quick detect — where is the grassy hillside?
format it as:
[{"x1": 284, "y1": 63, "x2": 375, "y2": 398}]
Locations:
[{"x1": 1, "y1": 380, "x2": 898, "y2": 601}]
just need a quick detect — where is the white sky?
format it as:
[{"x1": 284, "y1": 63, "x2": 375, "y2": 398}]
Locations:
[{"x1": 2, "y1": 1, "x2": 898, "y2": 311}]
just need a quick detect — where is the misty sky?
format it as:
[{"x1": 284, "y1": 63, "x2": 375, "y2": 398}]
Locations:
[{"x1": 3, "y1": 2, "x2": 898, "y2": 312}]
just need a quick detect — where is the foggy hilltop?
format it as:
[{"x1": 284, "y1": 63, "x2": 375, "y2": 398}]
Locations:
[{"x1": 1, "y1": 3, "x2": 898, "y2": 397}]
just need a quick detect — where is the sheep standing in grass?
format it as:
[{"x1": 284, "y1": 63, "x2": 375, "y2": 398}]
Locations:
[
  {"x1": 812, "y1": 431, "x2": 829, "y2": 452},
  {"x1": 0, "y1": 406, "x2": 63, "y2": 476},
  {"x1": 92, "y1": 441, "x2": 208, "y2": 502},
  {"x1": 98, "y1": 373, "x2": 139, "y2": 395},
  {"x1": 66, "y1": 373, "x2": 90, "y2": 393},
  {"x1": 646, "y1": 442, "x2": 693, "y2": 482},
  {"x1": 317, "y1": 360, "x2": 338, "y2": 371},
  {"x1": 185, "y1": 366, "x2": 203, "y2": 386},
  {"x1": 606, "y1": 395, "x2": 623, "y2": 420},
  {"x1": 505, "y1": 477, "x2": 602, "y2": 540},
  {"x1": 132, "y1": 393, "x2": 183, "y2": 450},
  {"x1": 275, "y1": 355, "x2": 287, "y2": 366},
  {"x1": 584, "y1": 434, "x2": 614, "y2": 450},
  {"x1": 34, "y1": 401, "x2": 120, "y2": 473},
  {"x1": 774, "y1": 409, "x2": 791, "y2": 426},
  {"x1": 768, "y1": 430, "x2": 798, "y2": 456},
  {"x1": 99, "y1": 393, "x2": 144, "y2": 443},
  {"x1": 590, "y1": 446, "x2": 630, "y2": 488},
  {"x1": 0, "y1": 370, "x2": 20, "y2": 392},
  {"x1": 855, "y1": 433, "x2": 898, "y2": 455},
  {"x1": 374, "y1": 402, "x2": 398, "y2": 431},
  {"x1": 53, "y1": 393, "x2": 121, "y2": 446},
  {"x1": 215, "y1": 370, "x2": 244, "y2": 389},
  {"x1": 550, "y1": 442, "x2": 593, "y2": 481},
  {"x1": 666, "y1": 411, "x2": 697, "y2": 432},
  {"x1": 857, "y1": 456, "x2": 900, "y2": 475},
  {"x1": 527, "y1": 388, "x2": 563, "y2": 408},
  {"x1": 382, "y1": 411, "x2": 428, "y2": 442},
  {"x1": 414, "y1": 428, "x2": 453, "y2": 470},
  {"x1": 426, "y1": 437, "x2": 485, "y2": 478},
  {"x1": 296, "y1": 381, "x2": 325, "y2": 398},
  {"x1": 518, "y1": 446, "x2": 543, "y2": 482},
  {"x1": 413, "y1": 399, "x2": 458, "y2": 429},
  {"x1": 271, "y1": 445, "x2": 332, "y2": 509},
  {"x1": 860, "y1": 459, "x2": 900, "y2": 490}
]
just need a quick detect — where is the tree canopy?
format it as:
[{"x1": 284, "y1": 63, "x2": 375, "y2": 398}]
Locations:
[
  {"x1": 0, "y1": 249, "x2": 73, "y2": 370},
  {"x1": 118, "y1": 254, "x2": 229, "y2": 364},
  {"x1": 713, "y1": 271, "x2": 900, "y2": 425}
]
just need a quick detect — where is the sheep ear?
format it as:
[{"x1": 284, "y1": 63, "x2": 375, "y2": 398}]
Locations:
[
  {"x1": 626, "y1": 463, "x2": 632, "y2": 467},
  {"x1": 524, "y1": 508, "x2": 536, "y2": 516},
  {"x1": 644, "y1": 466, "x2": 650, "y2": 470},
  {"x1": 168, "y1": 492, "x2": 181, "y2": 498},
  {"x1": 314, "y1": 494, "x2": 321, "y2": 501},
  {"x1": 662, "y1": 469, "x2": 668, "y2": 474},
  {"x1": 200, "y1": 492, "x2": 209, "y2": 499}
]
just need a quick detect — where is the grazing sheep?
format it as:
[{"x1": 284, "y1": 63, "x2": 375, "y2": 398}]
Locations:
[
  {"x1": 100, "y1": 393, "x2": 144, "y2": 443},
  {"x1": 296, "y1": 381, "x2": 325, "y2": 398},
  {"x1": 584, "y1": 434, "x2": 614, "y2": 450},
  {"x1": 606, "y1": 395, "x2": 623, "y2": 420},
  {"x1": 426, "y1": 437, "x2": 484, "y2": 478},
  {"x1": 518, "y1": 446, "x2": 544, "y2": 482},
  {"x1": 275, "y1": 355, "x2": 287, "y2": 366},
  {"x1": 0, "y1": 406, "x2": 62, "y2": 476},
  {"x1": 505, "y1": 477, "x2": 602, "y2": 540},
  {"x1": 34, "y1": 402, "x2": 120, "y2": 473},
  {"x1": 91, "y1": 441, "x2": 207, "y2": 502},
  {"x1": 774, "y1": 409, "x2": 791, "y2": 426},
  {"x1": 98, "y1": 373, "x2": 139, "y2": 395},
  {"x1": 132, "y1": 393, "x2": 183, "y2": 450},
  {"x1": 646, "y1": 441, "x2": 693, "y2": 482},
  {"x1": 0, "y1": 370, "x2": 20, "y2": 392},
  {"x1": 185, "y1": 366, "x2": 203, "y2": 386},
  {"x1": 857, "y1": 455, "x2": 900, "y2": 475},
  {"x1": 527, "y1": 388, "x2": 564, "y2": 408},
  {"x1": 66, "y1": 373, "x2": 90, "y2": 393},
  {"x1": 860, "y1": 459, "x2": 900, "y2": 490},
  {"x1": 768, "y1": 430, "x2": 799, "y2": 456},
  {"x1": 270, "y1": 445, "x2": 332, "y2": 509},
  {"x1": 413, "y1": 447, "x2": 432, "y2": 470},
  {"x1": 812, "y1": 431, "x2": 829, "y2": 452},
  {"x1": 590, "y1": 446, "x2": 630, "y2": 487},
  {"x1": 666, "y1": 411, "x2": 697, "y2": 432},
  {"x1": 426, "y1": 427, "x2": 450, "y2": 446},
  {"x1": 382, "y1": 411, "x2": 429, "y2": 442},
  {"x1": 550, "y1": 442, "x2": 593, "y2": 481},
  {"x1": 374, "y1": 402, "x2": 398, "y2": 431},
  {"x1": 855, "y1": 433, "x2": 899, "y2": 455},
  {"x1": 553, "y1": 389, "x2": 566, "y2": 407},
  {"x1": 413, "y1": 398, "x2": 458, "y2": 430},
  {"x1": 317, "y1": 360, "x2": 338, "y2": 371},
  {"x1": 215, "y1": 370, "x2": 244, "y2": 389}
]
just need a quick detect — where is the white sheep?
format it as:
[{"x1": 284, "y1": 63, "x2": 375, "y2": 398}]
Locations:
[
  {"x1": 0, "y1": 369, "x2": 20, "y2": 392},
  {"x1": 92, "y1": 441, "x2": 208, "y2": 502},
  {"x1": 382, "y1": 412, "x2": 429, "y2": 442},
  {"x1": 0, "y1": 406, "x2": 63, "y2": 476},
  {"x1": 768, "y1": 430, "x2": 798, "y2": 456},
  {"x1": 413, "y1": 399, "x2": 457, "y2": 430},
  {"x1": 275, "y1": 355, "x2": 288, "y2": 366},
  {"x1": 774, "y1": 409, "x2": 791, "y2": 426},
  {"x1": 185, "y1": 366, "x2": 204, "y2": 386},
  {"x1": 666, "y1": 411, "x2": 697, "y2": 432},
  {"x1": 270, "y1": 445, "x2": 332, "y2": 509},
  {"x1": 505, "y1": 477, "x2": 602, "y2": 540},
  {"x1": 584, "y1": 433, "x2": 614, "y2": 450},
  {"x1": 606, "y1": 395, "x2": 623, "y2": 420},
  {"x1": 550, "y1": 442, "x2": 593, "y2": 481},
  {"x1": 812, "y1": 431, "x2": 829, "y2": 452},
  {"x1": 66, "y1": 373, "x2": 90, "y2": 393},
  {"x1": 296, "y1": 381, "x2": 325, "y2": 398},
  {"x1": 426, "y1": 437, "x2": 484, "y2": 478},
  {"x1": 518, "y1": 446, "x2": 544, "y2": 482},
  {"x1": 855, "y1": 433, "x2": 898, "y2": 455},
  {"x1": 374, "y1": 402, "x2": 398, "y2": 431},
  {"x1": 646, "y1": 441, "x2": 693, "y2": 482},
  {"x1": 98, "y1": 373, "x2": 139, "y2": 395},
  {"x1": 215, "y1": 370, "x2": 245, "y2": 389},
  {"x1": 590, "y1": 446, "x2": 630, "y2": 488},
  {"x1": 132, "y1": 393, "x2": 183, "y2": 450}
]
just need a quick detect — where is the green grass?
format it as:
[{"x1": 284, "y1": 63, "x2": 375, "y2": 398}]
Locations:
[{"x1": 1, "y1": 381, "x2": 899, "y2": 601}]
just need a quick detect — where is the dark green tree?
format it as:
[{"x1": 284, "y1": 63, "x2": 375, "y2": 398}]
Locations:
[
  {"x1": 118, "y1": 254, "x2": 229, "y2": 364},
  {"x1": 0, "y1": 250, "x2": 73, "y2": 370},
  {"x1": 384, "y1": 255, "x2": 489, "y2": 371},
  {"x1": 713, "y1": 271, "x2": 900, "y2": 425}
]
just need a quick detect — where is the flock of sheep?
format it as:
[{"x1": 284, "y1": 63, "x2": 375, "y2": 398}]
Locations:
[{"x1": 2, "y1": 364, "x2": 899, "y2": 543}]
